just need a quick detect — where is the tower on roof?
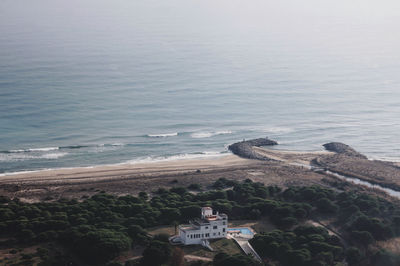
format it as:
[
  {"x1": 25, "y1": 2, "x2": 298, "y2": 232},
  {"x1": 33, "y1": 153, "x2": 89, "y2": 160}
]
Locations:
[{"x1": 201, "y1": 207, "x2": 213, "y2": 219}]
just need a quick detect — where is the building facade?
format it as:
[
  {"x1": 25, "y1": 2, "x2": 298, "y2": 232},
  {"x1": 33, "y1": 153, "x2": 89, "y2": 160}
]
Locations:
[{"x1": 175, "y1": 207, "x2": 228, "y2": 245}]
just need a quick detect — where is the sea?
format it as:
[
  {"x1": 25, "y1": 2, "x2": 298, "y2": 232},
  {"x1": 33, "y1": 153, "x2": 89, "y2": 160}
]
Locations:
[{"x1": 1, "y1": 0, "x2": 400, "y2": 175}]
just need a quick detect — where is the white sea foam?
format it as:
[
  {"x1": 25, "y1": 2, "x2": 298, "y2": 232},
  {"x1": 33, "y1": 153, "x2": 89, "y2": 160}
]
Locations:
[
  {"x1": 0, "y1": 169, "x2": 44, "y2": 177},
  {"x1": 0, "y1": 152, "x2": 68, "y2": 162},
  {"x1": 125, "y1": 151, "x2": 228, "y2": 164},
  {"x1": 0, "y1": 165, "x2": 95, "y2": 177},
  {"x1": 259, "y1": 127, "x2": 293, "y2": 134},
  {"x1": 110, "y1": 143, "x2": 124, "y2": 146},
  {"x1": 147, "y1": 132, "x2": 179, "y2": 138},
  {"x1": 368, "y1": 155, "x2": 400, "y2": 163},
  {"x1": 190, "y1": 131, "x2": 232, "y2": 139},
  {"x1": 99, "y1": 143, "x2": 125, "y2": 147},
  {"x1": 8, "y1": 147, "x2": 60, "y2": 153},
  {"x1": 41, "y1": 153, "x2": 68, "y2": 159},
  {"x1": 0, "y1": 151, "x2": 229, "y2": 176}
]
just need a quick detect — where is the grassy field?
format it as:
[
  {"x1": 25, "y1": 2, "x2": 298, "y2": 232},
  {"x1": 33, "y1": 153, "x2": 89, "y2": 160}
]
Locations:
[
  {"x1": 147, "y1": 225, "x2": 176, "y2": 236},
  {"x1": 182, "y1": 238, "x2": 242, "y2": 258}
]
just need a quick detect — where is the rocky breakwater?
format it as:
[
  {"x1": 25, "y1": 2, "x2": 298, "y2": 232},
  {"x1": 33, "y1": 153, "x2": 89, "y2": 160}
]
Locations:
[
  {"x1": 322, "y1": 142, "x2": 367, "y2": 159},
  {"x1": 314, "y1": 142, "x2": 400, "y2": 192},
  {"x1": 228, "y1": 137, "x2": 278, "y2": 160}
]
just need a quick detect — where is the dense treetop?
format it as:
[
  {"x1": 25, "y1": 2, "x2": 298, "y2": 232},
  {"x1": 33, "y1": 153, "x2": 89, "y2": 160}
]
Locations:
[{"x1": 1, "y1": 178, "x2": 400, "y2": 265}]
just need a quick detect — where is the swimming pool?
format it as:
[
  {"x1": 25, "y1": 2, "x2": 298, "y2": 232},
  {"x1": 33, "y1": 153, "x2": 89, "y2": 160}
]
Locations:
[{"x1": 227, "y1": 227, "x2": 253, "y2": 235}]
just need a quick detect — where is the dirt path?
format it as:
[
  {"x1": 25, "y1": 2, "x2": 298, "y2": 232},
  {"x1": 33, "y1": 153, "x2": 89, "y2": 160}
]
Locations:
[{"x1": 184, "y1": 255, "x2": 212, "y2": 262}]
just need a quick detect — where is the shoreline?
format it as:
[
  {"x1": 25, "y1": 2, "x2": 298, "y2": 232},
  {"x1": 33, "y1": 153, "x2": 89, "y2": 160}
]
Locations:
[
  {"x1": 0, "y1": 152, "x2": 232, "y2": 178},
  {"x1": 0, "y1": 154, "x2": 246, "y2": 183},
  {"x1": 1, "y1": 142, "x2": 400, "y2": 203},
  {"x1": 2, "y1": 145, "x2": 399, "y2": 178},
  {"x1": 0, "y1": 151, "x2": 331, "y2": 203}
]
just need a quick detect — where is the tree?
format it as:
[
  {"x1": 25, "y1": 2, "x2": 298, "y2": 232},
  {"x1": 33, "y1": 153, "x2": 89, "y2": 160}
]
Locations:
[
  {"x1": 170, "y1": 247, "x2": 184, "y2": 266},
  {"x1": 346, "y1": 247, "x2": 361, "y2": 265},
  {"x1": 180, "y1": 205, "x2": 200, "y2": 220},
  {"x1": 351, "y1": 230, "x2": 374, "y2": 246},
  {"x1": 188, "y1": 184, "x2": 202, "y2": 191},
  {"x1": 170, "y1": 187, "x2": 187, "y2": 195},
  {"x1": 141, "y1": 240, "x2": 172, "y2": 266},
  {"x1": 138, "y1": 192, "x2": 148, "y2": 201},
  {"x1": 371, "y1": 249, "x2": 400, "y2": 266},
  {"x1": 213, "y1": 252, "x2": 261, "y2": 266},
  {"x1": 75, "y1": 229, "x2": 131, "y2": 264},
  {"x1": 315, "y1": 198, "x2": 339, "y2": 214}
]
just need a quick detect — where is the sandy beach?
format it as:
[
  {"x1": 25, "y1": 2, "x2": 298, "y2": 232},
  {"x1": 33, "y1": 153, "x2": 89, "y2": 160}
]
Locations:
[
  {"x1": 0, "y1": 155, "x2": 252, "y2": 183},
  {"x1": 0, "y1": 151, "x2": 334, "y2": 202},
  {"x1": 2, "y1": 145, "x2": 399, "y2": 203}
]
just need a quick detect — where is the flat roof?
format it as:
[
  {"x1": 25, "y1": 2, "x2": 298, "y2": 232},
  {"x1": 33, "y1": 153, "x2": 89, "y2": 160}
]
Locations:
[{"x1": 179, "y1": 224, "x2": 198, "y2": 232}]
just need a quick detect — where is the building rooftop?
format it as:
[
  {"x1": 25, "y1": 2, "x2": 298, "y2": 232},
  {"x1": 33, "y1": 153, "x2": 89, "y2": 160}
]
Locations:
[{"x1": 179, "y1": 224, "x2": 198, "y2": 232}]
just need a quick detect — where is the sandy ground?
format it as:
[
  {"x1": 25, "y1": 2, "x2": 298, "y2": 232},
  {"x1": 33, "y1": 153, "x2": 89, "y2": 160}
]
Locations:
[
  {"x1": 314, "y1": 153, "x2": 400, "y2": 191},
  {"x1": 0, "y1": 152, "x2": 334, "y2": 202},
  {"x1": 378, "y1": 237, "x2": 400, "y2": 254},
  {"x1": 0, "y1": 155, "x2": 252, "y2": 183},
  {"x1": 252, "y1": 147, "x2": 333, "y2": 165},
  {"x1": 2, "y1": 146, "x2": 397, "y2": 203}
]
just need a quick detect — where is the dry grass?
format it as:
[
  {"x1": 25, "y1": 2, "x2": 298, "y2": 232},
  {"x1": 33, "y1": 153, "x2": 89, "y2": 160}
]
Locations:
[
  {"x1": 0, "y1": 245, "x2": 40, "y2": 265},
  {"x1": 315, "y1": 154, "x2": 400, "y2": 191},
  {"x1": 377, "y1": 237, "x2": 400, "y2": 254},
  {"x1": 147, "y1": 225, "x2": 176, "y2": 236}
]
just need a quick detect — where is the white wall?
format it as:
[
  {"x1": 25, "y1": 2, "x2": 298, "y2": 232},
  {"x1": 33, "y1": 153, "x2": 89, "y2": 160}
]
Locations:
[{"x1": 180, "y1": 218, "x2": 228, "y2": 245}]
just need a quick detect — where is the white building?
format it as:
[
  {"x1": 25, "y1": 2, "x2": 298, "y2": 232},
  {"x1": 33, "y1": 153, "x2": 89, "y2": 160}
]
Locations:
[{"x1": 170, "y1": 207, "x2": 228, "y2": 247}]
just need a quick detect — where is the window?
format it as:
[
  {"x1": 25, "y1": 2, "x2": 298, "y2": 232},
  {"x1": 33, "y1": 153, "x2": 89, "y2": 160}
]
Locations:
[
  {"x1": 218, "y1": 232, "x2": 220, "y2": 235},
  {"x1": 223, "y1": 228, "x2": 225, "y2": 232},
  {"x1": 202, "y1": 234, "x2": 204, "y2": 237},
  {"x1": 213, "y1": 226, "x2": 217, "y2": 229},
  {"x1": 223, "y1": 222, "x2": 226, "y2": 225},
  {"x1": 213, "y1": 233, "x2": 216, "y2": 236},
  {"x1": 223, "y1": 218, "x2": 226, "y2": 220},
  {"x1": 205, "y1": 226, "x2": 208, "y2": 229},
  {"x1": 190, "y1": 235, "x2": 192, "y2": 238}
]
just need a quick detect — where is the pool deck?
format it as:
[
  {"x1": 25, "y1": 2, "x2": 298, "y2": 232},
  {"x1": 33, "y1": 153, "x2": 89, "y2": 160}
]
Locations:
[{"x1": 227, "y1": 227, "x2": 262, "y2": 263}]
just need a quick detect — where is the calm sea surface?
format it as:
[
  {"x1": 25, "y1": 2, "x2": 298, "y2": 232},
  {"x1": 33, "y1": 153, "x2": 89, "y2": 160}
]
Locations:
[{"x1": 1, "y1": 0, "x2": 400, "y2": 174}]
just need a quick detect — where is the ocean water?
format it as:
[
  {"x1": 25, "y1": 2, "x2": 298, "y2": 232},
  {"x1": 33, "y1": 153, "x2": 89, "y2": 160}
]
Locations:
[{"x1": 1, "y1": 0, "x2": 400, "y2": 174}]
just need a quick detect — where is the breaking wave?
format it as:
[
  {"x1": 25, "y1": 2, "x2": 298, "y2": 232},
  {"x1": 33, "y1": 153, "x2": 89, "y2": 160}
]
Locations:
[
  {"x1": 259, "y1": 127, "x2": 293, "y2": 133},
  {"x1": 125, "y1": 151, "x2": 228, "y2": 164},
  {"x1": 0, "y1": 143, "x2": 126, "y2": 154},
  {"x1": 190, "y1": 131, "x2": 232, "y2": 139},
  {"x1": 6, "y1": 147, "x2": 59, "y2": 153},
  {"x1": 0, "y1": 152, "x2": 68, "y2": 162},
  {"x1": 147, "y1": 132, "x2": 179, "y2": 138}
]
